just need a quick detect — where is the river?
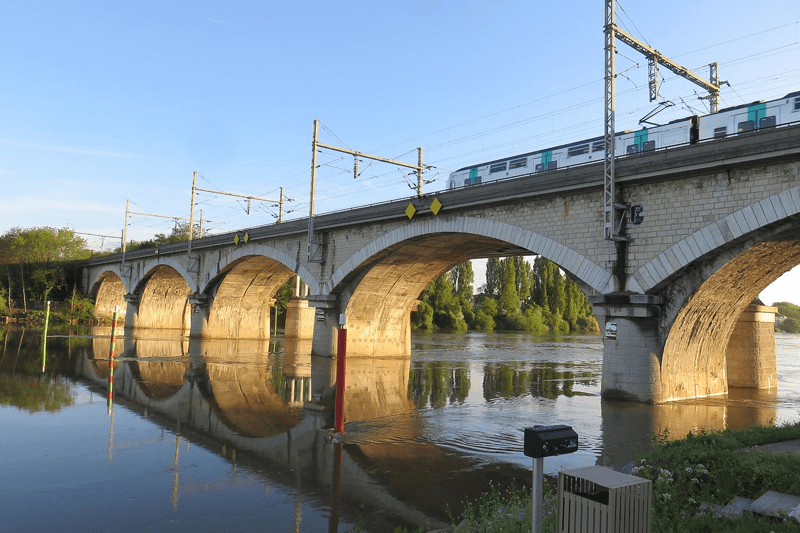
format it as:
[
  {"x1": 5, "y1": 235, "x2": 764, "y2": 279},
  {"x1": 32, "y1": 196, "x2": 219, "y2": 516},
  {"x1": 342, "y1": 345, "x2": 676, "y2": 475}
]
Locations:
[{"x1": 1, "y1": 327, "x2": 798, "y2": 532}]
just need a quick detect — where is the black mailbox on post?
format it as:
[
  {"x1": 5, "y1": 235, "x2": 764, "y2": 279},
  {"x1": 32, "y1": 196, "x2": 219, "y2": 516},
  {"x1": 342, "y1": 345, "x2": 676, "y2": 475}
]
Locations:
[{"x1": 524, "y1": 425, "x2": 578, "y2": 459}]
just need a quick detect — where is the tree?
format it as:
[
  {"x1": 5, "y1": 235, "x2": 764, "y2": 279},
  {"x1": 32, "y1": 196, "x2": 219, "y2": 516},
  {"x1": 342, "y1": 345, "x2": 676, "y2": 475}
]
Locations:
[
  {"x1": 412, "y1": 269, "x2": 467, "y2": 331},
  {"x1": 498, "y1": 258, "x2": 520, "y2": 314},
  {"x1": 452, "y1": 262, "x2": 475, "y2": 325},
  {"x1": 0, "y1": 227, "x2": 90, "y2": 305},
  {"x1": 484, "y1": 257, "x2": 502, "y2": 297}
]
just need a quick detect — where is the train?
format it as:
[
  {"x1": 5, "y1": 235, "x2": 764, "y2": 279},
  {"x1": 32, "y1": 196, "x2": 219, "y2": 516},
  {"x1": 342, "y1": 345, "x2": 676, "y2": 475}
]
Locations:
[{"x1": 447, "y1": 91, "x2": 800, "y2": 189}]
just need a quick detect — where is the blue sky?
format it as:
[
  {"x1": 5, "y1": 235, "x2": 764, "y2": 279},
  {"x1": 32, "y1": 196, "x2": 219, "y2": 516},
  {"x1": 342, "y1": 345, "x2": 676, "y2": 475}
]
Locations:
[{"x1": 1, "y1": 1, "x2": 799, "y2": 303}]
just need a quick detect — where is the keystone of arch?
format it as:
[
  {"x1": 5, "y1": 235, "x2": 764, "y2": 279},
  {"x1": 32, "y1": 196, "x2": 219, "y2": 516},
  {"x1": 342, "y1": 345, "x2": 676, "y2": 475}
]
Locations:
[
  {"x1": 135, "y1": 256, "x2": 198, "y2": 294},
  {"x1": 198, "y1": 243, "x2": 321, "y2": 295},
  {"x1": 87, "y1": 265, "x2": 131, "y2": 295},
  {"x1": 324, "y1": 216, "x2": 612, "y2": 294},
  {"x1": 630, "y1": 185, "x2": 800, "y2": 293}
]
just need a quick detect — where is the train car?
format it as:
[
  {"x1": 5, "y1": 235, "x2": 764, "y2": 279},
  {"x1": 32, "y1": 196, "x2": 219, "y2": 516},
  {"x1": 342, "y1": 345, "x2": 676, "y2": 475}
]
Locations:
[
  {"x1": 447, "y1": 91, "x2": 799, "y2": 190},
  {"x1": 447, "y1": 117, "x2": 696, "y2": 189},
  {"x1": 698, "y1": 91, "x2": 800, "y2": 140}
]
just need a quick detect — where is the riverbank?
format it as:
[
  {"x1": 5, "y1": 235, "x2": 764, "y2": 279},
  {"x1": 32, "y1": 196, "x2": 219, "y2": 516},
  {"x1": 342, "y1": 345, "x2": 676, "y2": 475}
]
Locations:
[{"x1": 382, "y1": 421, "x2": 800, "y2": 533}]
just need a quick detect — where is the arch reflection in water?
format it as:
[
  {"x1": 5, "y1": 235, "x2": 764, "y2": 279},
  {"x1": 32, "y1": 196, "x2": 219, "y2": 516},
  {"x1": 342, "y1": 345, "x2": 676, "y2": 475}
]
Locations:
[{"x1": 598, "y1": 388, "x2": 779, "y2": 470}]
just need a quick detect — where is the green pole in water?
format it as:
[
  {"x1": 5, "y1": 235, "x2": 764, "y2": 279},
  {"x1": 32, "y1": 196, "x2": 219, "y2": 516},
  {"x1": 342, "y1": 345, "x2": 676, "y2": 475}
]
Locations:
[
  {"x1": 108, "y1": 306, "x2": 118, "y2": 414},
  {"x1": 41, "y1": 300, "x2": 51, "y2": 373}
]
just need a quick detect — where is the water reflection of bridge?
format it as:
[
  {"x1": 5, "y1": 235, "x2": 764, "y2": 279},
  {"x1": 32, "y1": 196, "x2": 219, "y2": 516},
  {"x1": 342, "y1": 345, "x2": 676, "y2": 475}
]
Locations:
[
  {"x1": 1, "y1": 327, "x2": 783, "y2": 529},
  {"x1": 76, "y1": 328, "x2": 451, "y2": 530}
]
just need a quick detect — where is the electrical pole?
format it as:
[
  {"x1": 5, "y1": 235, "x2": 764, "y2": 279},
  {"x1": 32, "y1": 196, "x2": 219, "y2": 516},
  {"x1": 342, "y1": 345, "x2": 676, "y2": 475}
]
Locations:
[
  {"x1": 604, "y1": 0, "x2": 618, "y2": 242},
  {"x1": 189, "y1": 171, "x2": 197, "y2": 255},
  {"x1": 603, "y1": 0, "x2": 721, "y2": 242},
  {"x1": 308, "y1": 120, "x2": 323, "y2": 263},
  {"x1": 122, "y1": 199, "x2": 130, "y2": 255},
  {"x1": 308, "y1": 119, "x2": 426, "y2": 262}
]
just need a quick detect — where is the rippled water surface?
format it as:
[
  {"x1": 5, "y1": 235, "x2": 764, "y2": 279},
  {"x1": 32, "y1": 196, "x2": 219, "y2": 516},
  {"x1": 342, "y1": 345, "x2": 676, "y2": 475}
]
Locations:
[{"x1": 1, "y1": 327, "x2": 798, "y2": 532}]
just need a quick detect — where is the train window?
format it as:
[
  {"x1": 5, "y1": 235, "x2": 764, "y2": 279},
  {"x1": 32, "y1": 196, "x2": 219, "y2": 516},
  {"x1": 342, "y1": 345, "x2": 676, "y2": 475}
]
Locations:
[
  {"x1": 592, "y1": 142, "x2": 604, "y2": 152},
  {"x1": 714, "y1": 127, "x2": 727, "y2": 138},
  {"x1": 627, "y1": 144, "x2": 638, "y2": 154},
  {"x1": 567, "y1": 144, "x2": 589, "y2": 157},
  {"x1": 738, "y1": 120, "x2": 755, "y2": 132},
  {"x1": 547, "y1": 161, "x2": 558, "y2": 170},
  {"x1": 795, "y1": 97, "x2": 800, "y2": 111},
  {"x1": 489, "y1": 162, "x2": 507, "y2": 173},
  {"x1": 642, "y1": 140, "x2": 655, "y2": 151},
  {"x1": 474, "y1": 176, "x2": 482, "y2": 184},
  {"x1": 509, "y1": 157, "x2": 527, "y2": 169},
  {"x1": 535, "y1": 163, "x2": 544, "y2": 172},
  {"x1": 760, "y1": 116, "x2": 776, "y2": 128}
]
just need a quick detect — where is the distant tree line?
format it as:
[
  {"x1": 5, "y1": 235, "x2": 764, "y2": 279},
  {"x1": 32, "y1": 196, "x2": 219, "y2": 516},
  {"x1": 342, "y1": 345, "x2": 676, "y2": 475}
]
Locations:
[
  {"x1": 775, "y1": 302, "x2": 800, "y2": 333},
  {"x1": 0, "y1": 227, "x2": 94, "y2": 321},
  {"x1": 411, "y1": 257, "x2": 599, "y2": 334}
]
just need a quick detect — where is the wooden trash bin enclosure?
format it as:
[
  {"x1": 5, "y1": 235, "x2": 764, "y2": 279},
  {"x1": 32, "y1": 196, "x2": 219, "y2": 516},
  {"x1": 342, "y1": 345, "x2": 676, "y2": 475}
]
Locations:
[{"x1": 557, "y1": 466, "x2": 651, "y2": 533}]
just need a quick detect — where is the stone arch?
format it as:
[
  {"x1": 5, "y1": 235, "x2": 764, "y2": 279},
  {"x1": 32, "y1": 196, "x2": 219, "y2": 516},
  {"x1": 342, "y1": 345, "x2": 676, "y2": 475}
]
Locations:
[
  {"x1": 89, "y1": 269, "x2": 128, "y2": 319},
  {"x1": 651, "y1": 196, "x2": 800, "y2": 402},
  {"x1": 198, "y1": 252, "x2": 298, "y2": 339},
  {"x1": 199, "y1": 244, "x2": 319, "y2": 295},
  {"x1": 325, "y1": 216, "x2": 612, "y2": 294},
  {"x1": 136, "y1": 257, "x2": 197, "y2": 294},
  {"x1": 131, "y1": 262, "x2": 194, "y2": 332},
  {"x1": 630, "y1": 185, "x2": 800, "y2": 293},
  {"x1": 322, "y1": 217, "x2": 611, "y2": 358}
]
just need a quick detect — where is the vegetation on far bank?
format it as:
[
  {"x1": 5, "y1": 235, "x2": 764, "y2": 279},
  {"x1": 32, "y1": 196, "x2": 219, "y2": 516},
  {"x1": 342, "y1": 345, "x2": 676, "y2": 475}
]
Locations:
[
  {"x1": 412, "y1": 257, "x2": 599, "y2": 335},
  {"x1": 775, "y1": 302, "x2": 800, "y2": 333}
]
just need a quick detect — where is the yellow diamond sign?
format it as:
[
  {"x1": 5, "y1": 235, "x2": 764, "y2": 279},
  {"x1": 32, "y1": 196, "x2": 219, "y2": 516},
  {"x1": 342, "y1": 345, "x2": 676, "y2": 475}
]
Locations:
[
  {"x1": 233, "y1": 234, "x2": 240, "y2": 246},
  {"x1": 430, "y1": 198, "x2": 442, "y2": 215},
  {"x1": 244, "y1": 231, "x2": 250, "y2": 243},
  {"x1": 405, "y1": 202, "x2": 416, "y2": 219}
]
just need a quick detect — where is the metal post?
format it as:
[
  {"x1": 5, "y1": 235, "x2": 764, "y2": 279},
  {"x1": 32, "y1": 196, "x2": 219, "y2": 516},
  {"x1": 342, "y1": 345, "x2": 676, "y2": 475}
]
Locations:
[
  {"x1": 278, "y1": 187, "x2": 284, "y2": 224},
  {"x1": 532, "y1": 457, "x2": 544, "y2": 533},
  {"x1": 334, "y1": 327, "x2": 347, "y2": 433},
  {"x1": 603, "y1": 0, "x2": 617, "y2": 241},
  {"x1": 417, "y1": 147, "x2": 424, "y2": 197},
  {"x1": 108, "y1": 305, "x2": 118, "y2": 414},
  {"x1": 709, "y1": 62, "x2": 719, "y2": 113},
  {"x1": 122, "y1": 199, "x2": 130, "y2": 256},
  {"x1": 309, "y1": 120, "x2": 319, "y2": 263},
  {"x1": 41, "y1": 301, "x2": 50, "y2": 373},
  {"x1": 310, "y1": 120, "x2": 318, "y2": 217},
  {"x1": 199, "y1": 209, "x2": 204, "y2": 238},
  {"x1": 188, "y1": 171, "x2": 197, "y2": 254}
]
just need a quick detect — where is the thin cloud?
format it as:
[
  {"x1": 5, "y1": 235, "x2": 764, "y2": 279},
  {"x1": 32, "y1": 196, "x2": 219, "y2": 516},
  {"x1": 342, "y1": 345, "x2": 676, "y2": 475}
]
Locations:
[
  {"x1": 207, "y1": 17, "x2": 232, "y2": 26},
  {"x1": 0, "y1": 139, "x2": 136, "y2": 158}
]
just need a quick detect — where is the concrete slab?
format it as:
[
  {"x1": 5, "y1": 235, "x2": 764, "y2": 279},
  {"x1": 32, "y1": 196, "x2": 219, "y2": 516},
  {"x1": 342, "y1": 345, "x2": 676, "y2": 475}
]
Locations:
[
  {"x1": 747, "y1": 490, "x2": 800, "y2": 518},
  {"x1": 722, "y1": 496, "x2": 755, "y2": 518},
  {"x1": 745, "y1": 439, "x2": 800, "y2": 457}
]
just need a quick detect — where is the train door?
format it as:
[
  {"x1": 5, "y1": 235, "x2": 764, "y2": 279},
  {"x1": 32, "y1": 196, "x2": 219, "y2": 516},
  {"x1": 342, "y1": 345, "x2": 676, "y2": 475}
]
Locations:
[
  {"x1": 736, "y1": 102, "x2": 778, "y2": 132},
  {"x1": 466, "y1": 167, "x2": 482, "y2": 186},
  {"x1": 535, "y1": 150, "x2": 557, "y2": 172}
]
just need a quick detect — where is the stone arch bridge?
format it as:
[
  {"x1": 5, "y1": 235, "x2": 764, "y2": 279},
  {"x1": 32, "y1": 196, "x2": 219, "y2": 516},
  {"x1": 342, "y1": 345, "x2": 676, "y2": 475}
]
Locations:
[{"x1": 82, "y1": 124, "x2": 800, "y2": 403}]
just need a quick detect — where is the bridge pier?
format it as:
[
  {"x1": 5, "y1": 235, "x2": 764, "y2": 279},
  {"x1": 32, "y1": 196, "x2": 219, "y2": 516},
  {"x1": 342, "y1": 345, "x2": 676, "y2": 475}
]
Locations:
[
  {"x1": 725, "y1": 304, "x2": 778, "y2": 390},
  {"x1": 123, "y1": 293, "x2": 141, "y2": 330},
  {"x1": 188, "y1": 293, "x2": 210, "y2": 338},
  {"x1": 592, "y1": 295, "x2": 664, "y2": 403},
  {"x1": 284, "y1": 298, "x2": 316, "y2": 340}
]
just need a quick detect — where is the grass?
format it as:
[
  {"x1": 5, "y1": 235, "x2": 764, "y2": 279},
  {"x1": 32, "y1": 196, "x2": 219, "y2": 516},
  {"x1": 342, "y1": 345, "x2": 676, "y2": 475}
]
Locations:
[{"x1": 633, "y1": 421, "x2": 800, "y2": 532}]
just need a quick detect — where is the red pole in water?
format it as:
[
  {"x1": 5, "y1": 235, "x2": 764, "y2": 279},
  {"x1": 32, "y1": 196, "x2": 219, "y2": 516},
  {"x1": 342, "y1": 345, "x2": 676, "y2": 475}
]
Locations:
[
  {"x1": 108, "y1": 306, "x2": 118, "y2": 412},
  {"x1": 334, "y1": 328, "x2": 347, "y2": 433}
]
